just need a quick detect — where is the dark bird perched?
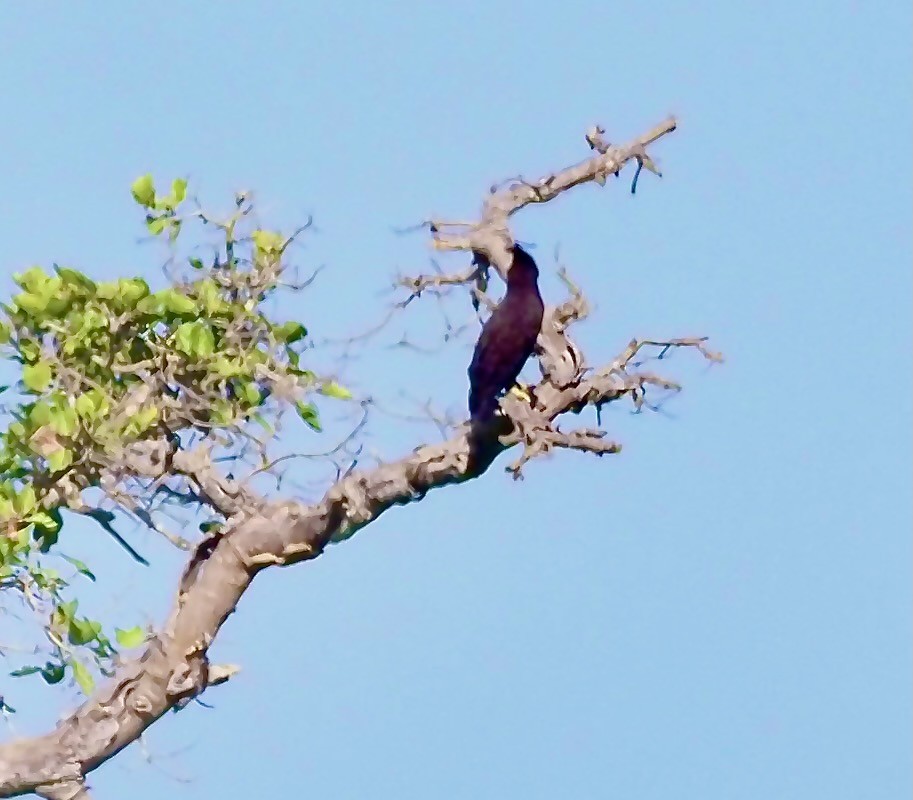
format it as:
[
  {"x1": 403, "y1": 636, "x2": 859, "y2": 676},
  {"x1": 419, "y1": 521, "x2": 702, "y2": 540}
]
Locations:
[{"x1": 467, "y1": 243, "x2": 545, "y2": 422}]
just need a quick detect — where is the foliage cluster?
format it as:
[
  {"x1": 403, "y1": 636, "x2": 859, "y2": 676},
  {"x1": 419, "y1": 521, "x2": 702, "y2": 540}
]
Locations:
[{"x1": 0, "y1": 176, "x2": 348, "y2": 700}]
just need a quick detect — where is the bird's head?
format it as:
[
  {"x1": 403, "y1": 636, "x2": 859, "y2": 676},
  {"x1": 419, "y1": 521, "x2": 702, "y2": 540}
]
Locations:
[{"x1": 507, "y1": 243, "x2": 540, "y2": 283}]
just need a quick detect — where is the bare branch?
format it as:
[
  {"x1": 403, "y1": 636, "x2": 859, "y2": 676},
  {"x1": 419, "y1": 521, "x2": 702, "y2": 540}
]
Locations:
[
  {"x1": 430, "y1": 116, "x2": 677, "y2": 273},
  {"x1": 394, "y1": 263, "x2": 479, "y2": 302}
]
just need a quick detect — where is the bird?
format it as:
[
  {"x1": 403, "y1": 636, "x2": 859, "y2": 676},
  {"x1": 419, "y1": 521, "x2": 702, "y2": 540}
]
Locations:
[{"x1": 467, "y1": 243, "x2": 545, "y2": 423}]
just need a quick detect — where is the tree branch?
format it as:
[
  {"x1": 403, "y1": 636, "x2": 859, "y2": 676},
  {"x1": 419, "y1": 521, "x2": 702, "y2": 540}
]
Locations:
[
  {"x1": 0, "y1": 334, "x2": 715, "y2": 797},
  {"x1": 0, "y1": 115, "x2": 713, "y2": 798}
]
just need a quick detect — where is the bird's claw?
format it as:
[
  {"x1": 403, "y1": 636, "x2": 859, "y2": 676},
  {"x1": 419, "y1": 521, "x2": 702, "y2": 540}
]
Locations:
[{"x1": 508, "y1": 382, "x2": 532, "y2": 404}]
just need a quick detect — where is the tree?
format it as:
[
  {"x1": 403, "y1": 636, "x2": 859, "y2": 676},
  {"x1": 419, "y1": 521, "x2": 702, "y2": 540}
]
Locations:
[{"x1": 0, "y1": 115, "x2": 719, "y2": 799}]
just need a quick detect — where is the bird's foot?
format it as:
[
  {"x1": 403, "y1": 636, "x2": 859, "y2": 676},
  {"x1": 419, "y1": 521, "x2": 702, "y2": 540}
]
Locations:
[{"x1": 508, "y1": 382, "x2": 533, "y2": 405}]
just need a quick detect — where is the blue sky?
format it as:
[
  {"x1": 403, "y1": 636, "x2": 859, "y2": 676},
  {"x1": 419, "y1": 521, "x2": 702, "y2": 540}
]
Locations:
[{"x1": 1, "y1": 2, "x2": 910, "y2": 798}]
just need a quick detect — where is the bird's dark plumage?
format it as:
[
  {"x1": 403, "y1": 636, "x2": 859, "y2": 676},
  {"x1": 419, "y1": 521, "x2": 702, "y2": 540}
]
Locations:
[{"x1": 467, "y1": 243, "x2": 544, "y2": 422}]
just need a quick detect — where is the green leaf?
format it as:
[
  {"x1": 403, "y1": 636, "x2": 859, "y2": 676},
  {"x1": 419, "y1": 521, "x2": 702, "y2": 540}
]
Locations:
[
  {"x1": 21, "y1": 362, "x2": 52, "y2": 393},
  {"x1": 274, "y1": 321, "x2": 307, "y2": 344},
  {"x1": 14, "y1": 266, "x2": 50, "y2": 293},
  {"x1": 47, "y1": 447, "x2": 74, "y2": 472},
  {"x1": 116, "y1": 278, "x2": 150, "y2": 307},
  {"x1": 172, "y1": 177, "x2": 188, "y2": 203},
  {"x1": 60, "y1": 554, "x2": 96, "y2": 581},
  {"x1": 252, "y1": 229, "x2": 284, "y2": 254},
  {"x1": 135, "y1": 294, "x2": 164, "y2": 315},
  {"x1": 35, "y1": 522, "x2": 60, "y2": 551},
  {"x1": 68, "y1": 617, "x2": 102, "y2": 646},
  {"x1": 17, "y1": 337, "x2": 41, "y2": 363},
  {"x1": 251, "y1": 413, "x2": 273, "y2": 433},
  {"x1": 29, "y1": 510, "x2": 61, "y2": 534},
  {"x1": 131, "y1": 174, "x2": 156, "y2": 207},
  {"x1": 146, "y1": 215, "x2": 167, "y2": 236},
  {"x1": 75, "y1": 393, "x2": 97, "y2": 420},
  {"x1": 40, "y1": 662, "x2": 66, "y2": 685},
  {"x1": 161, "y1": 289, "x2": 197, "y2": 316},
  {"x1": 54, "y1": 266, "x2": 97, "y2": 294},
  {"x1": 214, "y1": 356, "x2": 242, "y2": 378},
  {"x1": 10, "y1": 666, "x2": 42, "y2": 678},
  {"x1": 133, "y1": 405, "x2": 159, "y2": 432},
  {"x1": 76, "y1": 389, "x2": 110, "y2": 421},
  {"x1": 70, "y1": 659, "x2": 95, "y2": 694},
  {"x1": 13, "y1": 292, "x2": 47, "y2": 317},
  {"x1": 0, "y1": 321, "x2": 11, "y2": 344},
  {"x1": 209, "y1": 400, "x2": 235, "y2": 425},
  {"x1": 115, "y1": 626, "x2": 146, "y2": 649},
  {"x1": 199, "y1": 520, "x2": 222, "y2": 534},
  {"x1": 195, "y1": 279, "x2": 226, "y2": 315},
  {"x1": 29, "y1": 401, "x2": 52, "y2": 427},
  {"x1": 48, "y1": 403, "x2": 78, "y2": 437},
  {"x1": 320, "y1": 381, "x2": 353, "y2": 400},
  {"x1": 12, "y1": 484, "x2": 37, "y2": 516},
  {"x1": 295, "y1": 401, "x2": 322, "y2": 432},
  {"x1": 240, "y1": 381, "x2": 261, "y2": 406},
  {"x1": 55, "y1": 599, "x2": 78, "y2": 625},
  {"x1": 174, "y1": 321, "x2": 215, "y2": 358}
]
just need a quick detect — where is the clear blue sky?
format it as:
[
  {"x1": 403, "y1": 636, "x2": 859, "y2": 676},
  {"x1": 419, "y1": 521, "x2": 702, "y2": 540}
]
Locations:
[{"x1": 1, "y1": 2, "x2": 910, "y2": 798}]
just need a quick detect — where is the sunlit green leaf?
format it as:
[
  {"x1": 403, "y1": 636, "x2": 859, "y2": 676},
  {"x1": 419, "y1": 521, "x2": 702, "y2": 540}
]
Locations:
[
  {"x1": 146, "y1": 215, "x2": 167, "y2": 236},
  {"x1": 13, "y1": 292, "x2": 49, "y2": 316},
  {"x1": 22, "y1": 362, "x2": 52, "y2": 392},
  {"x1": 161, "y1": 289, "x2": 197, "y2": 316},
  {"x1": 214, "y1": 357, "x2": 242, "y2": 377},
  {"x1": 12, "y1": 484, "x2": 37, "y2": 516},
  {"x1": 48, "y1": 403, "x2": 78, "y2": 437},
  {"x1": 252, "y1": 229, "x2": 284, "y2": 254},
  {"x1": 54, "y1": 265, "x2": 97, "y2": 294},
  {"x1": 174, "y1": 321, "x2": 215, "y2": 357},
  {"x1": 75, "y1": 393, "x2": 98, "y2": 420},
  {"x1": 240, "y1": 382, "x2": 261, "y2": 406},
  {"x1": 13, "y1": 267, "x2": 49, "y2": 293},
  {"x1": 195, "y1": 279, "x2": 227, "y2": 315},
  {"x1": 117, "y1": 278, "x2": 150, "y2": 307},
  {"x1": 70, "y1": 659, "x2": 95, "y2": 694},
  {"x1": 172, "y1": 177, "x2": 188, "y2": 204},
  {"x1": 131, "y1": 174, "x2": 156, "y2": 207},
  {"x1": 320, "y1": 381, "x2": 353, "y2": 400},
  {"x1": 47, "y1": 447, "x2": 73, "y2": 472},
  {"x1": 115, "y1": 626, "x2": 146, "y2": 649}
]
